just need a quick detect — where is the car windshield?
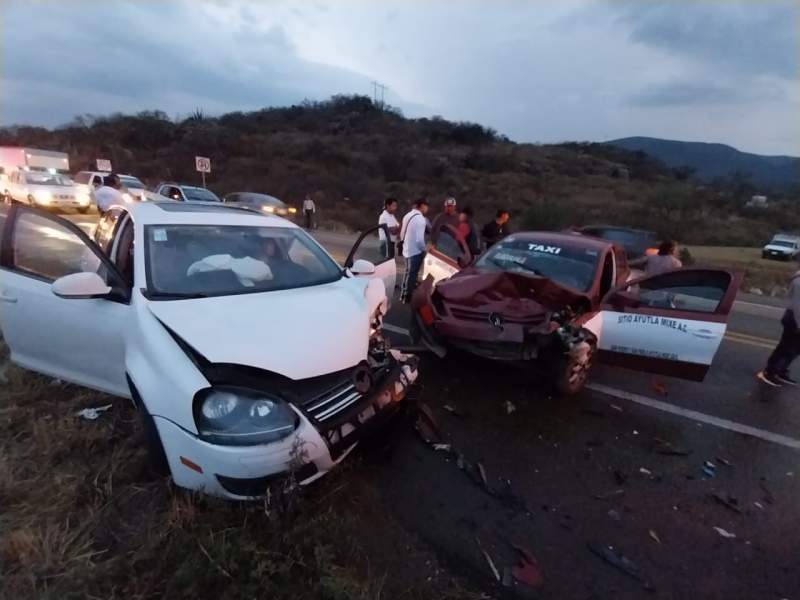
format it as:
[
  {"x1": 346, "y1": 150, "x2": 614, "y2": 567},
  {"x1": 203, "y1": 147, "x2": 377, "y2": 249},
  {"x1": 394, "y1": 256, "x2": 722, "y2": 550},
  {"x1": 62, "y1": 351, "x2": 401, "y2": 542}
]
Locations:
[
  {"x1": 771, "y1": 240, "x2": 795, "y2": 248},
  {"x1": 25, "y1": 172, "x2": 72, "y2": 186},
  {"x1": 145, "y1": 225, "x2": 342, "y2": 298},
  {"x1": 475, "y1": 237, "x2": 600, "y2": 292},
  {"x1": 119, "y1": 176, "x2": 145, "y2": 189},
  {"x1": 184, "y1": 188, "x2": 220, "y2": 202},
  {"x1": 597, "y1": 229, "x2": 654, "y2": 246}
]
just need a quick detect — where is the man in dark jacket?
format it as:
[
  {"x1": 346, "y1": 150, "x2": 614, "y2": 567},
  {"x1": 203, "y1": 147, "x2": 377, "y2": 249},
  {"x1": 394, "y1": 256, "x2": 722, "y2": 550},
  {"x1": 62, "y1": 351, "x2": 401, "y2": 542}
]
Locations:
[
  {"x1": 758, "y1": 268, "x2": 800, "y2": 386},
  {"x1": 481, "y1": 209, "x2": 510, "y2": 248},
  {"x1": 457, "y1": 206, "x2": 481, "y2": 256}
]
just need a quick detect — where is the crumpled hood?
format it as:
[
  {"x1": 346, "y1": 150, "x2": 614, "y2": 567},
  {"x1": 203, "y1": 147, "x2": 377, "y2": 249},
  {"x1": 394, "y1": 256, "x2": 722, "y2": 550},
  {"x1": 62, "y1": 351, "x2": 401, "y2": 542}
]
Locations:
[
  {"x1": 436, "y1": 269, "x2": 589, "y2": 319},
  {"x1": 147, "y1": 278, "x2": 372, "y2": 380}
]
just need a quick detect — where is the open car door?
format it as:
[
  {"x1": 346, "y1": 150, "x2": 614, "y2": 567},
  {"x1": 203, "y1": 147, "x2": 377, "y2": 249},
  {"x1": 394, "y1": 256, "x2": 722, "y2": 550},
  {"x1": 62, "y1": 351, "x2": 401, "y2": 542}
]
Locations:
[
  {"x1": 422, "y1": 224, "x2": 472, "y2": 285},
  {"x1": 587, "y1": 268, "x2": 741, "y2": 381},
  {"x1": 344, "y1": 224, "x2": 397, "y2": 303}
]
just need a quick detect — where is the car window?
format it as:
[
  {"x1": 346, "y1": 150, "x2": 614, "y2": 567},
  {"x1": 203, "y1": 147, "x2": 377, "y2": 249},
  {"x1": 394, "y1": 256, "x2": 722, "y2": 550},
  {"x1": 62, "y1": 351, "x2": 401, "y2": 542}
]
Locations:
[
  {"x1": 145, "y1": 225, "x2": 342, "y2": 298},
  {"x1": 11, "y1": 211, "x2": 103, "y2": 282},
  {"x1": 626, "y1": 270, "x2": 732, "y2": 313},
  {"x1": 348, "y1": 226, "x2": 387, "y2": 265},
  {"x1": 183, "y1": 188, "x2": 221, "y2": 202},
  {"x1": 94, "y1": 208, "x2": 125, "y2": 255},
  {"x1": 476, "y1": 237, "x2": 600, "y2": 292},
  {"x1": 434, "y1": 228, "x2": 463, "y2": 262}
]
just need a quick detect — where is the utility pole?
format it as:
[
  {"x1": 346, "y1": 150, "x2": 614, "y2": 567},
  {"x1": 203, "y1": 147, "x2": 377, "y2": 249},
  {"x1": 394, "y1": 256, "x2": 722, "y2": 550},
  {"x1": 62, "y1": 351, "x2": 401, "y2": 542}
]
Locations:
[{"x1": 371, "y1": 80, "x2": 388, "y2": 109}]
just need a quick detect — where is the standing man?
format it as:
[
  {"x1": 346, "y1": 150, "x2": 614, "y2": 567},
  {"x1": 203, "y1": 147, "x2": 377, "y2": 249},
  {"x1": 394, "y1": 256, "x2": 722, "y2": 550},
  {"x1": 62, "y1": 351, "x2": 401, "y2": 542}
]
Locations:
[
  {"x1": 431, "y1": 196, "x2": 459, "y2": 241},
  {"x1": 481, "y1": 209, "x2": 510, "y2": 248},
  {"x1": 94, "y1": 173, "x2": 123, "y2": 216},
  {"x1": 302, "y1": 193, "x2": 316, "y2": 229},
  {"x1": 758, "y1": 267, "x2": 800, "y2": 387},
  {"x1": 631, "y1": 240, "x2": 682, "y2": 275},
  {"x1": 458, "y1": 206, "x2": 481, "y2": 256},
  {"x1": 378, "y1": 197, "x2": 400, "y2": 258},
  {"x1": 399, "y1": 197, "x2": 429, "y2": 304}
]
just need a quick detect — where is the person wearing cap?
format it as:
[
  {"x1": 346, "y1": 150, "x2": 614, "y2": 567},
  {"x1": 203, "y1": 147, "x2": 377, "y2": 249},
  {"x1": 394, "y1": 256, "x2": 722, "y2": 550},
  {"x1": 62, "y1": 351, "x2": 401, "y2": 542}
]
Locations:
[
  {"x1": 431, "y1": 196, "x2": 459, "y2": 242},
  {"x1": 399, "y1": 197, "x2": 429, "y2": 303},
  {"x1": 94, "y1": 173, "x2": 124, "y2": 216}
]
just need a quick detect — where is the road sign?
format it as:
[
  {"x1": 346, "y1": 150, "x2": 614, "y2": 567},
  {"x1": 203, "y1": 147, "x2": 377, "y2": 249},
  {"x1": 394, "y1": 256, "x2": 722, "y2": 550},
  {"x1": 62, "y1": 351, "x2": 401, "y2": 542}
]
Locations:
[
  {"x1": 195, "y1": 156, "x2": 211, "y2": 173},
  {"x1": 96, "y1": 159, "x2": 112, "y2": 172}
]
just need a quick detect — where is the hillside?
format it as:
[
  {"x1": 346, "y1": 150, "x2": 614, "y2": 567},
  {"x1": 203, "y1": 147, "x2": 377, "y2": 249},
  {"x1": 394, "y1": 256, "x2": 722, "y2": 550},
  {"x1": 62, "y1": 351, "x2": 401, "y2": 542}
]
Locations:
[
  {"x1": 0, "y1": 96, "x2": 797, "y2": 246},
  {"x1": 607, "y1": 136, "x2": 800, "y2": 190}
]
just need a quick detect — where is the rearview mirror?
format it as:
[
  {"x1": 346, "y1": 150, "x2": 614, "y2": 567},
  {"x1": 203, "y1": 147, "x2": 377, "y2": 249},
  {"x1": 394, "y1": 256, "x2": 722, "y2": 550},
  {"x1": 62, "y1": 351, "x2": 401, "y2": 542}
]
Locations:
[
  {"x1": 350, "y1": 259, "x2": 376, "y2": 276},
  {"x1": 52, "y1": 272, "x2": 111, "y2": 299}
]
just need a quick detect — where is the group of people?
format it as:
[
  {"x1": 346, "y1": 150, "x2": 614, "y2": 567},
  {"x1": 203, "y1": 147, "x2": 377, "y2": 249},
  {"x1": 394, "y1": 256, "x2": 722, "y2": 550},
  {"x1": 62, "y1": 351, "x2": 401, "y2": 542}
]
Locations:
[{"x1": 377, "y1": 196, "x2": 512, "y2": 303}]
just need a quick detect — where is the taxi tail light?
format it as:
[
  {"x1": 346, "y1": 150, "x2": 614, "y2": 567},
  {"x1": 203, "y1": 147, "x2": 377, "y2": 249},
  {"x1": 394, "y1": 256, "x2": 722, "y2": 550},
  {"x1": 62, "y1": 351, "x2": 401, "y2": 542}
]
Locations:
[{"x1": 418, "y1": 304, "x2": 435, "y2": 326}]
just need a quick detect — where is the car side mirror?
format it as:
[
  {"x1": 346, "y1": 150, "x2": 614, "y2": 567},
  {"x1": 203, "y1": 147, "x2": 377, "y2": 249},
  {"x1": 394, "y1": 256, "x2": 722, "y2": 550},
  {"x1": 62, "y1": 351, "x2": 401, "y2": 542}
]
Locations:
[
  {"x1": 52, "y1": 272, "x2": 111, "y2": 299},
  {"x1": 350, "y1": 259, "x2": 376, "y2": 276}
]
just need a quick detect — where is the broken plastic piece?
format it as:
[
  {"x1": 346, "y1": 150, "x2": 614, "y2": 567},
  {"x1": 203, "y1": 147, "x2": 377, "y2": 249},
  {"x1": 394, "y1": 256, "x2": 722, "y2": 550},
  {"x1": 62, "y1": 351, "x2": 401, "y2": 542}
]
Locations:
[
  {"x1": 651, "y1": 379, "x2": 668, "y2": 396},
  {"x1": 75, "y1": 404, "x2": 112, "y2": 420},
  {"x1": 639, "y1": 467, "x2": 652, "y2": 476},
  {"x1": 432, "y1": 443, "x2": 451, "y2": 452},
  {"x1": 510, "y1": 543, "x2": 544, "y2": 588},
  {"x1": 711, "y1": 493, "x2": 742, "y2": 514},
  {"x1": 716, "y1": 457, "x2": 733, "y2": 467},
  {"x1": 587, "y1": 542, "x2": 653, "y2": 589},
  {"x1": 593, "y1": 489, "x2": 625, "y2": 500},
  {"x1": 414, "y1": 403, "x2": 443, "y2": 445},
  {"x1": 476, "y1": 538, "x2": 500, "y2": 582},
  {"x1": 504, "y1": 400, "x2": 516, "y2": 415},
  {"x1": 648, "y1": 530, "x2": 662, "y2": 545},
  {"x1": 713, "y1": 526, "x2": 736, "y2": 539}
]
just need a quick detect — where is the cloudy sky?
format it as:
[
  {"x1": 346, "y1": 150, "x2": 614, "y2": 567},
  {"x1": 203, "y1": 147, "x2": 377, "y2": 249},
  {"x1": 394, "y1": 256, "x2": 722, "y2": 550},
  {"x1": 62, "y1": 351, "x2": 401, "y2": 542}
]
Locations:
[{"x1": 2, "y1": 0, "x2": 798, "y2": 155}]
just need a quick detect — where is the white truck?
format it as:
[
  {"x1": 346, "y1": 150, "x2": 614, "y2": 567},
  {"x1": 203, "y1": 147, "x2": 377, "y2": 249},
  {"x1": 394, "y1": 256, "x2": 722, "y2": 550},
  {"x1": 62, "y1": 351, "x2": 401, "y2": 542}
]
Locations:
[
  {"x1": 1, "y1": 147, "x2": 90, "y2": 213},
  {"x1": 762, "y1": 234, "x2": 800, "y2": 261}
]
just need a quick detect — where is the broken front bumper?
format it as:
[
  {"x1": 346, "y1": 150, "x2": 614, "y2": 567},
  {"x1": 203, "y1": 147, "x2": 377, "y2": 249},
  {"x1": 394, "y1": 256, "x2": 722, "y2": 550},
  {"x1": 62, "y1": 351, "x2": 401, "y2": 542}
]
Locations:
[{"x1": 155, "y1": 351, "x2": 419, "y2": 499}]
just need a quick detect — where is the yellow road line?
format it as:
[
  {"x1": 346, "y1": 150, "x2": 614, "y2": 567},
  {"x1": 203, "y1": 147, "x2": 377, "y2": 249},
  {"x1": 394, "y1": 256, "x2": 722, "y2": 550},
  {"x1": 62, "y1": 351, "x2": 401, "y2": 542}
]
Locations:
[{"x1": 725, "y1": 331, "x2": 777, "y2": 350}]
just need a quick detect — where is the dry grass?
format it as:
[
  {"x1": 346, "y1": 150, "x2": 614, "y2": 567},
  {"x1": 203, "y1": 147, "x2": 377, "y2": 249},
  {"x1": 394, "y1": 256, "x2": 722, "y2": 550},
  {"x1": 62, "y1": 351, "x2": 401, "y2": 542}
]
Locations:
[
  {"x1": 0, "y1": 339, "x2": 478, "y2": 600},
  {"x1": 687, "y1": 245, "x2": 796, "y2": 293}
]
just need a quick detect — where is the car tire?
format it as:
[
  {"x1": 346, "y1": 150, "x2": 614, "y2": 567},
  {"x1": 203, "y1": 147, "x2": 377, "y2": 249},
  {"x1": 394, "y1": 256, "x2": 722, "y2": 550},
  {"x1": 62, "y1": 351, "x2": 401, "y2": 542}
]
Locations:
[
  {"x1": 140, "y1": 408, "x2": 170, "y2": 476},
  {"x1": 553, "y1": 340, "x2": 596, "y2": 396}
]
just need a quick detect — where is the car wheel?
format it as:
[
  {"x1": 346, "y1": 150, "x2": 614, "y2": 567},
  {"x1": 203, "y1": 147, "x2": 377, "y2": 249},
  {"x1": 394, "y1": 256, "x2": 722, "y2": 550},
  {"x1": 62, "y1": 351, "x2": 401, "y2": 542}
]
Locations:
[
  {"x1": 553, "y1": 340, "x2": 595, "y2": 396},
  {"x1": 140, "y1": 408, "x2": 170, "y2": 476}
]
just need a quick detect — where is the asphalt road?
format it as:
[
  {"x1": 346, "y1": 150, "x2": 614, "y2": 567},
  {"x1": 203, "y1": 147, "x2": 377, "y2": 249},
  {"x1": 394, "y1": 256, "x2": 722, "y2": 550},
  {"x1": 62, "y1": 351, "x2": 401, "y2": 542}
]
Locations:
[{"x1": 4, "y1": 207, "x2": 799, "y2": 599}]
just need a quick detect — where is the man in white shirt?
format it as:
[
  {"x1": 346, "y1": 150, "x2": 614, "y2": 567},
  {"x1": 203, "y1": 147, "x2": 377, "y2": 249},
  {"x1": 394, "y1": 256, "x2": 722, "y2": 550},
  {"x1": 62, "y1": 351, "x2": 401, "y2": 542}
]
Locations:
[
  {"x1": 378, "y1": 197, "x2": 400, "y2": 259},
  {"x1": 94, "y1": 173, "x2": 123, "y2": 215},
  {"x1": 399, "y1": 197, "x2": 429, "y2": 303},
  {"x1": 302, "y1": 193, "x2": 316, "y2": 229}
]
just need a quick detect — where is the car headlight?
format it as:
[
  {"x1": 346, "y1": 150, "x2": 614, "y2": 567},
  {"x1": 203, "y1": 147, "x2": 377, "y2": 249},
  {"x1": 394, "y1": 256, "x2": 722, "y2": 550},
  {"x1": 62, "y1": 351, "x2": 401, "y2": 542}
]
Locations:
[
  {"x1": 193, "y1": 387, "x2": 298, "y2": 446},
  {"x1": 261, "y1": 205, "x2": 276, "y2": 213},
  {"x1": 288, "y1": 207, "x2": 297, "y2": 214},
  {"x1": 77, "y1": 192, "x2": 91, "y2": 205},
  {"x1": 33, "y1": 190, "x2": 52, "y2": 203}
]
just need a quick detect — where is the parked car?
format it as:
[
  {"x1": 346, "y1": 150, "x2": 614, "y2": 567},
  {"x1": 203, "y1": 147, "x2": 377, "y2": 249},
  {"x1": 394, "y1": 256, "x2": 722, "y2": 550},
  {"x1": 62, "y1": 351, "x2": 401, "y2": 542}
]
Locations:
[
  {"x1": 3, "y1": 169, "x2": 91, "y2": 213},
  {"x1": 223, "y1": 192, "x2": 298, "y2": 218},
  {"x1": 762, "y1": 234, "x2": 800, "y2": 261},
  {"x1": 74, "y1": 171, "x2": 150, "y2": 202},
  {"x1": 155, "y1": 182, "x2": 222, "y2": 203},
  {"x1": 575, "y1": 225, "x2": 658, "y2": 261},
  {"x1": 413, "y1": 226, "x2": 740, "y2": 395},
  {"x1": 0, "y1": 201, "x2": 413, "y2": 498}
]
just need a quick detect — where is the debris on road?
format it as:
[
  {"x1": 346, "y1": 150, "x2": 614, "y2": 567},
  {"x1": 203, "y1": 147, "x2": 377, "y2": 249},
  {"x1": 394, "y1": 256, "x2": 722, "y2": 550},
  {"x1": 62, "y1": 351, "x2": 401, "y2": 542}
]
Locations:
[
  {"x1": 713, "y1": 527, "x2": 736, "y2": 539},
  {"x1": 476, "y1": 538, "x2": 501, "y2": 582},
  {"x1": 653, "y1": 437, "x2": 690, "y2": 456},
  {"x1": 753, "y1": 501, "x2": 765, "y2": 510},
  {"x1": 432, "y1": 443, "x2": 452, "y2": 452},
  {"x1": 75, "y1": 404, "x2": 113, "y2": 420},
  {"x1": 702, "y1": 461, "x2": 717, "y2": 479},
  {"x1": 759, "y1": 479, "x2": 776, "y2": 505},
  {"x1": 587, "y1": 542, "x2": 653, "y2": 590},
  {"x1": 639, "y1": 467, "x2": 652, "y2": 476},
  {"x1": 509, "y1": 543, "x2": 544, "y2": 589},
  {"x1": 442, "y1": 404, "x2": 467, "y2": 418},
  {"x1": 651, "y1": 378, "x2": 668, "y2": 396},
  {"x1": 504, "y1": 400, "x2": 516, "y2": 415},
  {"x1": 711, "y1": 493, "x2": 742, "y2": 515},
  {"x1": 607, "y1": 509, "x2": 622, "y2": 523},
  {"x1": 648, "y1": 530, "x2": 662, "y2": 545},
  {"x1": 593, "y1": 489, "x2": 625, "y2": 500},
  {"x1": 716, "y1": 456, "x2": 733, "y2": 467},
  {"x1": 414, "y1": 403, "x2": 443, "y2": 444},
  {"x1": 610, "y1": 404, "x2": 624, "y2": 412}
]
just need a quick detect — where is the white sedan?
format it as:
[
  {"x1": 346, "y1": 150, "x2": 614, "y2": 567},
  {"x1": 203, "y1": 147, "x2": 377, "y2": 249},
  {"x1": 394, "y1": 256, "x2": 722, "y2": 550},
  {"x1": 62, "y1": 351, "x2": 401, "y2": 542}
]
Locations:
[{"x1": 0, "y1": 201, "x2": 412, "y2": 498}]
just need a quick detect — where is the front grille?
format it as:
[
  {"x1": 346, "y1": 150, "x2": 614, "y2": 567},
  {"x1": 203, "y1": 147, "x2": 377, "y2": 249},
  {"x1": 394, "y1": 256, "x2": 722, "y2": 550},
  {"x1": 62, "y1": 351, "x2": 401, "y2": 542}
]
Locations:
[
  {"x1": 450, "y1": 306, "x2": 545, "y2": 326},
  {"x1": 305, "y1": 381, "x2": 363, "y2": 423}
]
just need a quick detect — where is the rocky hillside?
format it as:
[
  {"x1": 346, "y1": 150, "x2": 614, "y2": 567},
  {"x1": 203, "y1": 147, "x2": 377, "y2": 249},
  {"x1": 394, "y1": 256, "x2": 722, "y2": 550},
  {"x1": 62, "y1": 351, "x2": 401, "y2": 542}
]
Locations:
[{"x1": 1, "y1": 96, "x2": 797, "y2": 246}]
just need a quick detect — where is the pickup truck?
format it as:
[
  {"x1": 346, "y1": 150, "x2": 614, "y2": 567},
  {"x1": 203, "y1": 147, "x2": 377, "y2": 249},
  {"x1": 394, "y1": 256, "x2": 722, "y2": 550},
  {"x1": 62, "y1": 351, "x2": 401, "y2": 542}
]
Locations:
[{"x1": 413, "y1": 226, "x2": 741, "y2": 394}]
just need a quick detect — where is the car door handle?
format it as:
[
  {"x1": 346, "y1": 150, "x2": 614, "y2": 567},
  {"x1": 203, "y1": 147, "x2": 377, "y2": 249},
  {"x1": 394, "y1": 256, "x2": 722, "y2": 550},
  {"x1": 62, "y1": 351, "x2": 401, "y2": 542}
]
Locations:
[
  {"x1": 692, "y1": 329, "x2": 717, "y2": 339},
  {"x1": 0, "y1": 293, "x2": 18, "y2": 304}
]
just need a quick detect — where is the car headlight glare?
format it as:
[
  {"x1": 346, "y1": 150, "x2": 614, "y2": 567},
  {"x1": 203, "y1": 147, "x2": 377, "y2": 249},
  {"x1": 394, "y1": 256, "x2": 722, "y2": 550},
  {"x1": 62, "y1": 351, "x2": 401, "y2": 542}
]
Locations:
[
  {"x1": 194, "y1": 387, "x2": 298, "y2": 446},
  {"x1": 262, "y1": 205, "x2": 276, "y2": 213},
  {"x1": 288, "y1": 207, "x2": 297, "y2": 214},
  {"x1": 77, "y1": 192, "x2": 91, "y2": 205}
]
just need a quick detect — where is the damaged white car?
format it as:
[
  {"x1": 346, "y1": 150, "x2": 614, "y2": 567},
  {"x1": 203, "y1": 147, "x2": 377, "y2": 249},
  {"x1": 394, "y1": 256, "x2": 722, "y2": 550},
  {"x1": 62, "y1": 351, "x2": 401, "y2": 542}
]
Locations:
[{"x1": 0, "y1": 202, "x2": 416, "y2": 498}]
